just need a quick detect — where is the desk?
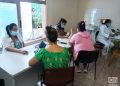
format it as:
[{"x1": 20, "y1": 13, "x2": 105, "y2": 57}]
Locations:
[
  {"x1": 0, "y1": 38, "x2": 70, "y2": 86},
  {"x1": 110, "y1": 35, "x2": 120, "y2": 40}
]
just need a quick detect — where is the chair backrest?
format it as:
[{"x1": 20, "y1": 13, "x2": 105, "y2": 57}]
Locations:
[
  {"x1": 77, "y1": 50, "x2": 99, "y2": 63},
  {"x1": 0, "y1": 79, "x2": 5, "y2": 86},
  {"x1": 95, "y1": 31, "x2": 99, "y2": 41},
  {"x1": 42, "y1": 67, "x2": 75, "y2": 86}
]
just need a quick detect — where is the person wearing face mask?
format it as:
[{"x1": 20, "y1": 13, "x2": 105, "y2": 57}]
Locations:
[
  {"x1": 55, "y1": 18, "x2": 70, "y2": 38},
  {"x1": 2, "y1": 23, "x2": 28, "y2": 55},
  {"x1": 97, "y1": 19, "x2": 114, "y2": 55}
]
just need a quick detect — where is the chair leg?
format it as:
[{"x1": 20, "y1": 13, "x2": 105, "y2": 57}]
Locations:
[
  {"x1": 72, "y1": 81, "x2": 74, "y2": 86},
  {"x1": 94, "y1": 62, "x2": 96, "y2": 80},
  {"x1": 0, "y1": 79, "x2": 5, "y2": 86},
  {"x1": 97, "y1": 49, "x2": 102, "y2": 58},
  {"x1": 87, "y1": 64, "x2": 89, "y2": 69},
  {"x1": 41, "y1": 82, "x2": 43, "y2": 86}
]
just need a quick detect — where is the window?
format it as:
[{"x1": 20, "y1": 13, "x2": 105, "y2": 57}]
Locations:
[
  {"x1": 0, "y1": 2, "x2": 18, "y2": 41},
  {"x1": 0, "y1": 0, "x2": 46, "y2": 43},
  {"x1": 84, "y1": 8, "x2": 102, "y2": 27},
  {"x1": 20, "y1": 2, "x2": 46, "y2": 41}
]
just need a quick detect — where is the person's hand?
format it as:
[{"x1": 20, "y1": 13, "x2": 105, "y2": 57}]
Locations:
[
  {"x1": 20, "y1": 50, "x2": 29, "y2": 55},
  {"x1": 68, "y1": 28, "x2": 73, "y2": 38},
  {"x1": 110, "y1": 33, "x2": 115, "y2": 37},
  {"x1": 108, "y1": 35, "x2": 114, "y2": 39},
  {"x1": 66, "y1": 32, "x2": 70, "y2": 37}
]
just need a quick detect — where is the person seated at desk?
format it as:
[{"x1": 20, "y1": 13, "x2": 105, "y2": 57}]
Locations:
[
  {"x1": 2, "y1": 23, "x2": 28, "y2": 55},
  {"x1": 55, "y1": 18, "x2": 70, "y2": 38},
  {"x1": 97, "y1": 19, "x2": 114, "y2": 55},
  {"x1": 29, "y1": 26, "x2": 70, "y2": 69},
  {"x1": 69, "y1": 21, "x2": 95, "y2": 73}
]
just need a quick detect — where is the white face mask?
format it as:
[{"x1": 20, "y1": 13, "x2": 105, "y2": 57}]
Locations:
[
  {"x1": 61, "y1": 23, "x2": 65, "y2": 28},
  {"x1": 11, "y1": 31, "x2": 18, "y2": 36}
]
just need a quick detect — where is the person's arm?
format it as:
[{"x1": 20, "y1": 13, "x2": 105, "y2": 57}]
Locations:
[
  {"x1": 6, "y1": 46, "x2": 28, "y2": 55},
  {"x1": 29, "y1": 57, "x2": 39, "y2": 67},
  {"x1": 57, "y1": 28, "x2": 70, "y2": 38},
  {"x1": 29, "y1": 49, "x2": 44, "y2": 66},
  {"x1": 3, "y1": 35, "x2": 28, "y2": 54},
  {"x1": 58, "y1": 35, "x2": 69, "y2": 38}
]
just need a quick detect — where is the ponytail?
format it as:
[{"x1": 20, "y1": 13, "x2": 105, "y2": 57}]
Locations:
[
  {"x1": 6, "y1": 25, "x2": 11, "y2": 37},
  {"x1": 77, "y1": 21, "x2": 86, "y2": 32}
]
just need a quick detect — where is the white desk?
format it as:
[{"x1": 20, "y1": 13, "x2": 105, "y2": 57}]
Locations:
[
  {"x1": 113, "y1": 35, "x2": 120, "y2": 40},
  {"x1": 0, "y1": 38, "x2": 70, "y2": 86}
]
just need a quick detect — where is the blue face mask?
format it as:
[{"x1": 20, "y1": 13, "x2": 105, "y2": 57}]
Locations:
[
  {"x1": 11, "y1": 31, "x2": 18, "y2": 36},
  {"x1": 107, "y1": 23, "x2": 111, "y2": 27}
]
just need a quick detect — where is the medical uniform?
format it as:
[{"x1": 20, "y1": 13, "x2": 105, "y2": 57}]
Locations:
[
  {"x1": 2, "y1": 34, "x2": 24, "y2": 49},
  {"x1": 97, "y1": 25, "x2": 114, "y2": 53}
]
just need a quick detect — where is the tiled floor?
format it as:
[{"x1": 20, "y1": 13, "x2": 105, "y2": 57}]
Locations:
[
  {"x1": 73, "y1": 56, "x2": 120, "y2": 86},
  {"x1": 38, "y1": 55, "x2": 120, "y2": 86}
]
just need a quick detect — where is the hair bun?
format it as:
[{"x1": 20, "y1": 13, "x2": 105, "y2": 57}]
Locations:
[
  {"x1": 80, "y1": 21, "x2": 85, "y2": 25},
  {"x1": 45, "y1": 25, "x2": 58, "y2": 42},
  {"x1": 46, "y1": 26, "x2": 51, "y2": 32}
]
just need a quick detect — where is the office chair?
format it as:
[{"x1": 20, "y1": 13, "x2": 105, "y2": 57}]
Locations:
[
  {"x1": 94, "y1": 31, "x2": 104, "y2": 49},
  {"x1": 77, "y1": 50, "x2": 99, "y2": 80},
  {"x1": 41, "y1": 67, "x2": 75, "y2": 86},
  {"x1": 94, "y1": 31, "x2": 104, "y2": 58},
  {"x1": 0, "y1": 79, "x2": 5, "y2": 86}
]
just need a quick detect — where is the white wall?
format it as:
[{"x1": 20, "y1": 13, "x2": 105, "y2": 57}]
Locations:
[
  {"x1": 46, "y1": 0, "x2": 79, "y2": 31},
  {"x1": 79, "y1": 0, "x2": 120, "y2": 29}
]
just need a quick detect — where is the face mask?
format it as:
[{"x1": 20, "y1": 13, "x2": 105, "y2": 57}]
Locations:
[
  {"x1": 11, "y1": 31, "x2": 18, "y2": 36},
  {"x1": 61, "y1": 23, "x2": 65, "y2": 28},
  {"x1": 107, "y1": 23, "x2": 111, "y2": 27}
]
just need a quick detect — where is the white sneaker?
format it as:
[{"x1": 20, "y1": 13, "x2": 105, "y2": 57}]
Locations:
[
  {"x1": 83, "y1": 67, "x2": 88, "y2": 73},
  {"x1": 76, "y1": 69, "x2": 82, "y2": 73},
  {"x1": 76, "y1": 67, "x2": 82, "y2": 73},
  {"x1": 102, "y1": 49, "x2": 106, "y2": 56}
]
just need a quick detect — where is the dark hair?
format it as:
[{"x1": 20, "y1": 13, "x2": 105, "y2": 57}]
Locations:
[
  {"x1": 57, "y1": 18, "x2": 67, "y2": 30},
  {"x1": 105, "y1": 19, "x2": 111, "y2": 24},
  {"x1": 58, "y1": 18, "x2": 67, "y2": 24},
  {"x1": 101, "y1": 19, "x2": 111, "y2": 24},
  {"x1": 77, "y1": 21, "x2": 86, "y2": 32},
  {"x1": 6, "y1": 23, "x2": 17, "y2": 37},
  {"x1": 46, "y1": 26, "x2": 58, "y2": 43}
]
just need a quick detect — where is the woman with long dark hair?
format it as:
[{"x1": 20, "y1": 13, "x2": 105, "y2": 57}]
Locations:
[{"x1": 2, "y1": 23, "x2": 28, "y2": 54}]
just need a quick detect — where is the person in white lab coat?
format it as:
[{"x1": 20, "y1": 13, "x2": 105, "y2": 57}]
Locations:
[
  {"x1": 97, "y1": 19, "x2": 114, "y2": 55},
  {"x1": 2, "y1": 23, "x2": 28, "y2": 54}
]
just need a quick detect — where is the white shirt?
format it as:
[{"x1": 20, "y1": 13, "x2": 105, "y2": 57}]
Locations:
[
  {"x1": 2, "y1": 34, "x2": 24, "y2": 48},
  {"x1": 97, "y1": 25, "x2": 111, "y2": 41}
]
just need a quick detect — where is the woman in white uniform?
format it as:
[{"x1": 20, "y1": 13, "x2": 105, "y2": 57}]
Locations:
[
  {"x1": 2, "y1": 23, "x2": 28, "y2": 54},
  {"x1": 97, "y1": 19, "x2": 114, "y2": 55}
]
